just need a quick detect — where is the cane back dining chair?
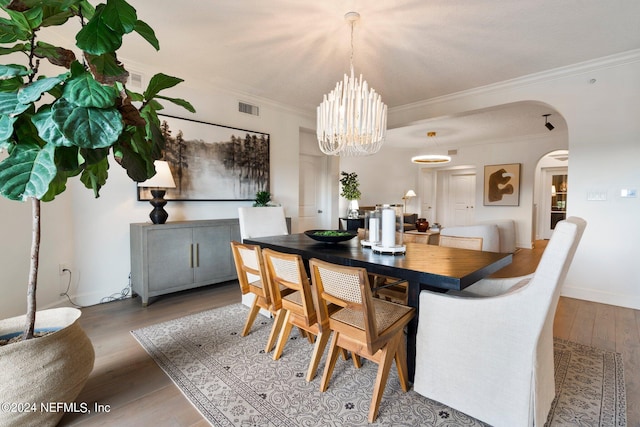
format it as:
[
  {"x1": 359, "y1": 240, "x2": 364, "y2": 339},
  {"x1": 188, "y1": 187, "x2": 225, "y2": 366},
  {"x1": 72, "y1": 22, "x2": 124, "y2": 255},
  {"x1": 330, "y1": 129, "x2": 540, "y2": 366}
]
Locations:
[
  {"x1": 262, "y1": 248, "x2": 338, "y2": 381},
  {"x1": 413, "y1": 217, "x2": 587, "y2": 427},
  {"x1": 308, "y1": 258, "x2": 415, "y2": 422},
  {"x1": 438, "y1": 235, "x2": 484, "y2": 251},
  {"x1": 229, "y1": 241, "x2": 283, "y2": 352}
]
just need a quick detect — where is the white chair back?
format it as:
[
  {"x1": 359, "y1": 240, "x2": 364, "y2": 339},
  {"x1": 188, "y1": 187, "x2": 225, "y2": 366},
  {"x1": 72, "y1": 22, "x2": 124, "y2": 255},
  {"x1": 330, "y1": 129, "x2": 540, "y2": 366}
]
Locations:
[{"x1": 238, "y1": 206, "x2": 288, "y2": 241}]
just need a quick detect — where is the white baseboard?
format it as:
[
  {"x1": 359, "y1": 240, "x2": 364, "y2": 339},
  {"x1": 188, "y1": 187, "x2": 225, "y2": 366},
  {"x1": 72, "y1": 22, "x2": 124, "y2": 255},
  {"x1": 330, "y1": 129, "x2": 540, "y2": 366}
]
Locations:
[{"x1": 561, "y1": 285, "x2": 640, "y2": 310}]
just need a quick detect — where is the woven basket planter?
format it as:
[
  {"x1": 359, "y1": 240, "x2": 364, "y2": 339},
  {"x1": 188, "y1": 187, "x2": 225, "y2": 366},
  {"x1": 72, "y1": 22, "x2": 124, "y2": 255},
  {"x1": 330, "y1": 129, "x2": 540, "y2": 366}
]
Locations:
[{"x1": 0, "y1": 307, "x2": 95, "y2": 427}]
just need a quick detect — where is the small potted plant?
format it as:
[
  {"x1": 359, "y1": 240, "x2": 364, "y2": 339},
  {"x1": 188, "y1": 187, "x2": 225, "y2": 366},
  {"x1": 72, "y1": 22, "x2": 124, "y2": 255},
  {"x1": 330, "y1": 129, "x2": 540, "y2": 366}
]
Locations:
[
  {"x1": 253, "y1": 190, "x2": 272, "y2": 207},
  {"x1": 340, "y1": 171, "x2": 361, "y2": 218}
]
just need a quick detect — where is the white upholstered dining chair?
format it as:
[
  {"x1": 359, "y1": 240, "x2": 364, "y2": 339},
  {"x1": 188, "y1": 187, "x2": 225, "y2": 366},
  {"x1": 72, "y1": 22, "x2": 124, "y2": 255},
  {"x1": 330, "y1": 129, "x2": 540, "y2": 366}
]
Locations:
[{"x1": 413, "y1": 217, "x2": 586, "y2": 427}]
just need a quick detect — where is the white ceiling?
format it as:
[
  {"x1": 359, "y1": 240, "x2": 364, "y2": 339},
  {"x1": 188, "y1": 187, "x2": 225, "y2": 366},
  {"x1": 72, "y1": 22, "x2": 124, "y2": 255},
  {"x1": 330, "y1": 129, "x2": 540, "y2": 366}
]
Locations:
[{"x1": 115, "y1": 1, "x2": 640, "y2": 149}]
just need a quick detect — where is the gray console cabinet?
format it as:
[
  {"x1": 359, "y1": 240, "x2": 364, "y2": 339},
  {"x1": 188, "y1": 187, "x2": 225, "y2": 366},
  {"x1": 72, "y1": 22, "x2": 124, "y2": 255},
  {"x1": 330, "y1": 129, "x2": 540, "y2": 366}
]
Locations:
[{"x1": 130, "y1": 219, "x2": 240, "y2": 305}]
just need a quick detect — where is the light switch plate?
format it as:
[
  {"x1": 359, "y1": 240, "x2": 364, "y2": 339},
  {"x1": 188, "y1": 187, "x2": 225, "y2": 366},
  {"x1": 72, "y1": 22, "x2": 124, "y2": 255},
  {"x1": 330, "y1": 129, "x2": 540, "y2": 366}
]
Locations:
[{"x1": 587, "y1": 191, "x2": 607, "y2": 201}]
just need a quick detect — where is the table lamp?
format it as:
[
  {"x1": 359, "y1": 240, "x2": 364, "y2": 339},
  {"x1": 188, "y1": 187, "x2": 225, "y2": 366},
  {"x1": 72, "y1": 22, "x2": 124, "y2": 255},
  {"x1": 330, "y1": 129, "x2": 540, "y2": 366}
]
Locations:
[{"x1": 138, "y1": 160, "x2": 176, "y2": 224}]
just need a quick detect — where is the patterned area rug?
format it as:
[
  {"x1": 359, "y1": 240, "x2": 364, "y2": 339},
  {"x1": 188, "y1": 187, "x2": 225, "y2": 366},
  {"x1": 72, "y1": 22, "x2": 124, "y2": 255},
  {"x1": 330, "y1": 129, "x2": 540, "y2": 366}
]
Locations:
[{"x1": 131, "y1": 304, "x2": 626, "y2": 426}]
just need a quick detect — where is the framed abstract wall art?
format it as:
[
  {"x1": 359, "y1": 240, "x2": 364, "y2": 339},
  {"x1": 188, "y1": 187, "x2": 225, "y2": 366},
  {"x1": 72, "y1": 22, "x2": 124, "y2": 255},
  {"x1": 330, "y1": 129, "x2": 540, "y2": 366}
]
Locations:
[
  {"x1": 483, "y1": 163, "x2": 521, "y2": 206},
  {"x1": 137, "y1": 115, "x2": 270, "y2": 201}
]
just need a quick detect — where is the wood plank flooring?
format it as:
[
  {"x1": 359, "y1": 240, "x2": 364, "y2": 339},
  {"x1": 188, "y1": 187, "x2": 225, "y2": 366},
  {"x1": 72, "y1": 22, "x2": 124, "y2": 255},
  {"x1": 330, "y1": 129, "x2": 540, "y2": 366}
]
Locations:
[{"x1": 60, "y1": 242, "x2": 639, "y2": 426}]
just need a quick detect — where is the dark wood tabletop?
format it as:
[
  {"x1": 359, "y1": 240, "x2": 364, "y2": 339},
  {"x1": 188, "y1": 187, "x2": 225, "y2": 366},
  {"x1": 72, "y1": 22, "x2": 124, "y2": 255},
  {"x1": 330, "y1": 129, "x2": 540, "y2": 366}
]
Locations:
[{"x1": 244, "y1": 233, "x2": 512, "y2": 380}]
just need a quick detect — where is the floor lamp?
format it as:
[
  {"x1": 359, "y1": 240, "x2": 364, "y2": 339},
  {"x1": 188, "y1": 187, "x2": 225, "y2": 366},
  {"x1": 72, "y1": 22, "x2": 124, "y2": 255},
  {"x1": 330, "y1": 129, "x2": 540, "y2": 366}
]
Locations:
[
  {"x1": 138, "y1": 160, "x2": 176, "y2": 224},
  {"x1": 402, "y1": 189, "x2": 416, "y2": 214}
]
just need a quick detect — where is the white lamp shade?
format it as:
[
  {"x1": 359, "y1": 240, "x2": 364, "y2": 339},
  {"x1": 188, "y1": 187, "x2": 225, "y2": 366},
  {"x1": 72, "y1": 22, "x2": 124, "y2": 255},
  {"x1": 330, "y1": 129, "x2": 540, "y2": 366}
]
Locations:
[
  {"x1": 138, "y1": 161, "x2": 176, "y2": 188},
  {"x1": 404, "y1": 189, "x2": 417, "y2": 198}
]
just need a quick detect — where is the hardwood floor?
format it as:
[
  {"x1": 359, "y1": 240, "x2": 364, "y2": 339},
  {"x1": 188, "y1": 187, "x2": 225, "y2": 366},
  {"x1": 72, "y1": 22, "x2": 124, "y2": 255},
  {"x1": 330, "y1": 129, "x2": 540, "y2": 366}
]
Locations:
[{"x1": 60, "y1": 242, "x2": 640, "y2": 426}]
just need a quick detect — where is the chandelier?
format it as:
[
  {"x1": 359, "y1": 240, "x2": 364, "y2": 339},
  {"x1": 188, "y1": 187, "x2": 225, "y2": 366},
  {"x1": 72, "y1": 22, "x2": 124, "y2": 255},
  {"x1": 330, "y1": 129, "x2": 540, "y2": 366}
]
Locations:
[
  {"x1": 317, "y1": 12, "x2": 387, "y2": 156},
  {"x1": 411, "y1": 131, "x2": 452, "y2": 164}
]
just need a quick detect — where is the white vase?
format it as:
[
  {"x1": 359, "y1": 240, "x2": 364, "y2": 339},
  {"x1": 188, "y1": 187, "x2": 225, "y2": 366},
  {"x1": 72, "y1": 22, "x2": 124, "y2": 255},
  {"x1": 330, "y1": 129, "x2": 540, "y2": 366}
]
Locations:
[
  {"x1": 347, "y1": 199, "x2": 360, "y2": 219},
  {"x1": 0, "y1": 307, "x2": 95, "y2": 427}
]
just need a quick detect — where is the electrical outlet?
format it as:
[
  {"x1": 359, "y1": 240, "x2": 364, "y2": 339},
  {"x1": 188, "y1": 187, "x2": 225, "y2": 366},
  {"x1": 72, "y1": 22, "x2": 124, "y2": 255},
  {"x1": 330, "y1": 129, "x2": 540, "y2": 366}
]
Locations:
[{"x1": 58, "y1": 263, "x2": 70, "y2": 276}]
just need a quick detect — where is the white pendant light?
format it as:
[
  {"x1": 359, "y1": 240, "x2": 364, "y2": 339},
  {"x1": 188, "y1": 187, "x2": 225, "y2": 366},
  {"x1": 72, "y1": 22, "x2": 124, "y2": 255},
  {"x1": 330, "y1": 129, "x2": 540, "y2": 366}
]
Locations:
[
  {"x1": 411, "y1": 131, "x2": 451, "y2": 164},
  {"x1": 317, "y1": 12, "x2": 387, "y2": 156}
]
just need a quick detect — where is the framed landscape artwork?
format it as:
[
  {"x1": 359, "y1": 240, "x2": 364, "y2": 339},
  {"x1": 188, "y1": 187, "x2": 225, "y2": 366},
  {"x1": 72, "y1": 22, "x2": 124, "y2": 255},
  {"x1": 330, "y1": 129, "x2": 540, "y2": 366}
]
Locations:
[
  {"x1": 137, "y1": 115, "x2": 270, "y2": 201},
  {"x1": 483, "y1": 163, "x2": 521, "y2": 206}
]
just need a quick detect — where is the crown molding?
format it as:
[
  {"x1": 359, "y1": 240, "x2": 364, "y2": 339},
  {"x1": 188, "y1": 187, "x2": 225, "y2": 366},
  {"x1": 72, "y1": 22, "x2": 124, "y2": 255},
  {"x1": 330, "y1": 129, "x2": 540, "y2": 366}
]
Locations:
[{"x1": 390, "y1": 49, "x2": 640, "y2": 115}]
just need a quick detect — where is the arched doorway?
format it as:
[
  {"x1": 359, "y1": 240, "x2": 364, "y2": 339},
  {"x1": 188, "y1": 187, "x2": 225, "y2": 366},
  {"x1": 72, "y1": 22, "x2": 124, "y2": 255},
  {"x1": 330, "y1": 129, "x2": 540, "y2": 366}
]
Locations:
[{"x1": 534, "y1": 150, "x2": 569, "y2": 240}]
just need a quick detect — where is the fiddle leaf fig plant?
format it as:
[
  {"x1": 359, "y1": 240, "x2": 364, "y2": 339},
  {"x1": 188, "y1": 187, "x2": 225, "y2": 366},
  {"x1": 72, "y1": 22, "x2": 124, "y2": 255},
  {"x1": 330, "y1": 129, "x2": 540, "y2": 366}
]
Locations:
[{"x1": 0, "y1": 0, "x2": 195, "y2": 341}]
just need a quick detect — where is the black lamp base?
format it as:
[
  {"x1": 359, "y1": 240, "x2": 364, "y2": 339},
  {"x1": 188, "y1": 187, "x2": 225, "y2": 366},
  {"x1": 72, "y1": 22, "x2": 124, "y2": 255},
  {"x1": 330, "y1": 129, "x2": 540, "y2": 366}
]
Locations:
[{"x1": 149, "y1": 189, "x2": 169, "y2": 224}]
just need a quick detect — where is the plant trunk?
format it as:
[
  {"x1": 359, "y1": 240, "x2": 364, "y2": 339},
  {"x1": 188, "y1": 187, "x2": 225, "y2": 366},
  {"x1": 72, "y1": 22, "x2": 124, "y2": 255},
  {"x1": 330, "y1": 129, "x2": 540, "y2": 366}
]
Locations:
[{"x1": 23, "y1": 197, "x2": 40, "y2": 340}]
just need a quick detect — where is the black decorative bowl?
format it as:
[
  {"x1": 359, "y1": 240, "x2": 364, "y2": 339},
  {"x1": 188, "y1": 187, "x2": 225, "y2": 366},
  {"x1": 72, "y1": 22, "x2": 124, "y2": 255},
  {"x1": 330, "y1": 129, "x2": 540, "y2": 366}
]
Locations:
[{"x1": 304, "y1": 229, "x2": 357, "y2": 243}]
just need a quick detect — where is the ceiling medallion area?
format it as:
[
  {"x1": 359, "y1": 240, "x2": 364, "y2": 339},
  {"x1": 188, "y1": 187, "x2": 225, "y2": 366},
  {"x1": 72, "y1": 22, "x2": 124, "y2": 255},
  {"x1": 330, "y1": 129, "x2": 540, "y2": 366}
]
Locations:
[{"x1": 411, "y1": 131, "x2": 452, "y2": 164}]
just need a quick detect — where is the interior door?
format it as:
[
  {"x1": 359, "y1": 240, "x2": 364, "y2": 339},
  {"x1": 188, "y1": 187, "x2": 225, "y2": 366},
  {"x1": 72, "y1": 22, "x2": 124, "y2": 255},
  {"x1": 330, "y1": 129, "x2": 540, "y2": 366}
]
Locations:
[
  {"x1": 299, "y1": 154, "x2": 328, "y2": 231},
  {"x1": 450, "y1": 173, "x2": 476, "y2": 226},
  {"x1": 419, "y1": 169, "x2": 436, "y2": 223}
]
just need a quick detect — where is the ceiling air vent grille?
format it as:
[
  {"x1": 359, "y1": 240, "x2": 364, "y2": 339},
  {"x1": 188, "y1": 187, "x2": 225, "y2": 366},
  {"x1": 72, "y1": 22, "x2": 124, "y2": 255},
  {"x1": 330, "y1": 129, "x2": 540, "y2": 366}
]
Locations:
[
  {"x1": 448, "y1": 149, "x2": 458, "y2": 156},
  {"x1": 239, "y1": 102, "x2": 259, "y2": 116},
  {"x1": 127, "y1": 72, "x2": 143, "y2": 89}
]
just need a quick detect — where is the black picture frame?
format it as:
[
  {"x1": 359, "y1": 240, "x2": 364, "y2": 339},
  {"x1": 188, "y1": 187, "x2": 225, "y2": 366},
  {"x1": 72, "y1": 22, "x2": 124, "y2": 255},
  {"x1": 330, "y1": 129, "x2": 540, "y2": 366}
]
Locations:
[{"x1": 137, "y1": 115, "x2": 270, "y2": 201}]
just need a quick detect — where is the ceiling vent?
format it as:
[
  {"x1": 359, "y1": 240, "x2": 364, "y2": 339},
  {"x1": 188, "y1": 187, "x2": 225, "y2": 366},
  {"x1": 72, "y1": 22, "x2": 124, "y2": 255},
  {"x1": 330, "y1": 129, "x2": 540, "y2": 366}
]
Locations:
[
  {"x1": 448, "y1": 149, "x2": 458, "y2": 156},
  {"x1": 239, "y1": 101, "x2": 259, "y2": 116},
  {"x1": 127, "y1": 71, "x2": 143, "y2": 89}
]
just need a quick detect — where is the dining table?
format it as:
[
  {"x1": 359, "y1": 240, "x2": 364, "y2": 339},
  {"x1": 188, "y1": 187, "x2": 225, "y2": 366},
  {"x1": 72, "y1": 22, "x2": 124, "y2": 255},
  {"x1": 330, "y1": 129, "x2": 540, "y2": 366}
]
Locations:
[{"x1": 244, "y1": 233, "x2": 512, "y2": 381}]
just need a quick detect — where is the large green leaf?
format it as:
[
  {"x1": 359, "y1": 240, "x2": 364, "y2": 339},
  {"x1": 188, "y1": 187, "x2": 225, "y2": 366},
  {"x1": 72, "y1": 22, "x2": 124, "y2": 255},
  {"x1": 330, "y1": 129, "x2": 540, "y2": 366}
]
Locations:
[
  {"x1": 156, "y1": 95, "x2": 196, "y2": 113},
  {"x1": 133, "y1": 19, "x2": 158, "y2": 50},
  {"x1": 0, "y1": 43, "x2": 27, "y2": 56},
  {"x1": 51, "y1": 98, "x2": 123, "y2": 148},
  {"x1": 75, "y1": 4, "x2": 122, "y2": 55},
  {"x1": 17, "y1": 74, "x2": 67, "y2": 104},
  {"x1": 62, "y1": 73, "x2": 117, "y2": 108},
  {"x1": 32, "y1": 106, "x2": 74, "y2": 147},
  {"x1": 0, "y1": 16, "x2": 29, "y2": 43},
  {"x1": 0, "y1": 142, "x2": 56, "y2": 201},
  {"x1": 10, "y1": 6, "x2": 43, "y2": 31},
  {"x1": 0, "y1": 63, "x2": 29, "y2": 78},
  {"x1": 0, "y1": 76, "x2": 25, "y2": 92},
  {"x1": 40, "y1": 0, "x2": 83, "y2": 27},
  {"x1": 54, "y1": 145, "x2": 82, "y2": 172},
  {"x1": 40, "y1": 169, "x2": 68, "y2": 201},
  {"x1": 80, "y1": 156, "x2": 109, "y2": 197},
  {"x1": 0, "y1": 91, "x2": 30, "y2": 115},
  {"x1": 80, "y1": 146, "x2": 109, "y2": 165},
  {"x1": 143, "y1": 73, "x2": 183, "y2": 100},
  {"x1": 115, "y1": 139, "x2": 154, "y2": 182},
  {"x1": 101, "y1": 0, "x2": 136, "y2": 34},
  {"x1": 0, "y1": 114, "x2": 17, "y2": 142}
]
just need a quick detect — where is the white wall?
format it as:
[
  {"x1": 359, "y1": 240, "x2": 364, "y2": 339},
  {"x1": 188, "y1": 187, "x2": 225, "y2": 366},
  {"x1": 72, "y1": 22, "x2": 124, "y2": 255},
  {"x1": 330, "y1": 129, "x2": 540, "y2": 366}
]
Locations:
[
  {"x1": 0, "y1": 67, "x2": 314, "y2": 317},
  {"x1": 385, "y1": 50, "x2": 640, "y2": 309},
  {"x1": 342, "y1": 131, "x2": 566, "y2": 249}
]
